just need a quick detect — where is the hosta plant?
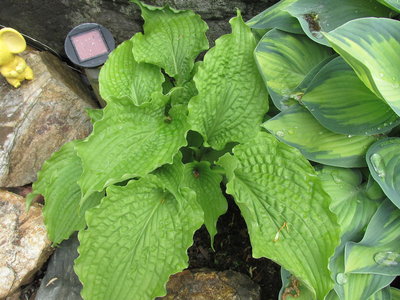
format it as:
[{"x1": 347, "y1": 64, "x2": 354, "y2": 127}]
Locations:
[{"x1": 27, "y1": 0, "x2": 400, "y2": 299}]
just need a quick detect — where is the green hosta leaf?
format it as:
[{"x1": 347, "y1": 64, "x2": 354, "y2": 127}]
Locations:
[
  {"x1": 246, "y1": 0, "x2": 302, "y2": 34},
  {"x1": 279, "y1": 268, "x2": 315, "y2": 299},
  {"x1": 170, "y1": 80, "x2": 197, "y2": 106},
  {"x1": 262, "y1": 104, "x2": 378, "y2": 168},
  {"x1": 75, "y1": 175, "x2": 203, "y2": 300},
  {"x1": 377, "y1": 0, "x2": 400, "y2": 12},
  {"x1": 285, "y1": 0, "x2": 390, "y2": 46},
  {"x1": 324, "y1": 18, "x2": 400, "y2": 116},
  {"x1": 131, "y1": 0, "x2": 209, "y2": 85},
  {"x1": 99, "y1": 40, "x2": 163, "y2": 105},
  {"x1": 188, "y1": 12, "x2": 268, "y2": 150},
  {"x1": 254, "y1": 29, "x2": 331, "y2": 110},
  {"x1": 302, "y1": 57, "x2": 400, "y2": 135},
  {"x1": 345, "y1": 199, "x2": 400, "y2": 276},
  {"x1": 76, "y1": 94, "x2": 189, "y2": 200},
  {"x1": 29, "y1": 141, "x2": 102, "y2": 245},
  {"x1": 182, "y1": 161, "x2": 227, "y2": 246},
  {"x1": 317, "y1": 166, "x2": 390, "y2": 300},
  {"x1": 369, "y1": 286, "x2": 392, "y2": 300},
  {"x1": 392, "y1": 288, "x2": 400, "y2": 299},
  {"x1": 86, "y1": 108, "x2": 103, "y2": 124},
  {"x1": 367, "y1": 138, "x2": 400, "y2": 209},
  {"x1": 218, "y1": 132, "x2": 340, "y2": 300}
]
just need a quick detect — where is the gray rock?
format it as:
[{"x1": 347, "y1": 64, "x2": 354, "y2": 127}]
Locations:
[
  {"x1": 36, "y1": 233, "x2": 83, "y2": 300},
  {"x1": 0, "y1": 190, "x2": 52, "y2": 299},
  {"x1": 0, "y1": 50, "x2": 97, "y2": 187},
  {"x1": 157, "y1": 268, "x2": 261, "y2": 300},
  {"x1": 0, "y1": 0, "x2": 278, "y2": 55}
]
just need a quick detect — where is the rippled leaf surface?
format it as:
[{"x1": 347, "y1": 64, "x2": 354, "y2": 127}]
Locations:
[
  {"x1": 188, "y1": 13, "x2": 268, "y2": 150},
  {"x1": 302, "y1": 57, "x2": 400, "y2": 135},
  {"x1": 246, "y1": 0, "x2": 302, "y2": 34},
  {"x1": 366, "y1": 138, "x2": 400, "y2": 208},
  {"x1": 131, "y1": 0, "x2": 209, "y2": 84},
  {"x1": 218, "y1": 132, "x2": 340, "y2": 299},
  {"x1": 29, "y1": 141, "x2": 102, "y2": 245},
  {"x1": 254, "y1": 29, "x2": 331, "y2": 110},
  {"x1": 285, "y1": 0, "x2": 390, "y2": 46},
  {"x1": 345, "y1": 199, "x2": 400, "y2": 276},
  {"x1": 76, "y1": 95, "x2": 189, "y2": 200},
  {"x1": 263, "y1": 104, "x2": 377, "y2": 167},
  {"x1": 99, "y1": 40, "x2": 163, "y2": 105},
  {"x1": 75, "y1": 175, "x2": 203, "y2": 300},
  {"x1": 324, "y1": 18, "x2": 400, "y2": 116}
]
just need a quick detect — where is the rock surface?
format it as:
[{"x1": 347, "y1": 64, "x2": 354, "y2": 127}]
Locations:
[
  {"x1": 0, "y1": 50, "x2": 97, "y2": 187},
  {"x1": 157, "y1": 269, "x2": 261, "y2": 300},
  {"x1": 0, "y1": 0, "x2": 278, "y2": 55},
  {"x1": 36, "y1": 233, "x2": 82, "y2": 300},
  {"x1": 0, "y1": 190, "x2": 52, "y2": 299}
]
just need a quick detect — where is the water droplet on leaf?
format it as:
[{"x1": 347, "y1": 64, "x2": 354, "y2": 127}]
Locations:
[
  {"x1": 374, "y1": 251, "x2": 400, "y2": 266},
  {"x1": 370, "y1": 153, "x2": 385, "y2": 178},
  {"x1": 276, "y1": 130, "x2": 285, "y2": 137},
  {"x1": 336, "y1": 273, "x2": 348, "y2": 285}
]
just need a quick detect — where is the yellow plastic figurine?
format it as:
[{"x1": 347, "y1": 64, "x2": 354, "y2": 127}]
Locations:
[{"x1": 0, "y1": 28, "x2": 33, "y2": 88}]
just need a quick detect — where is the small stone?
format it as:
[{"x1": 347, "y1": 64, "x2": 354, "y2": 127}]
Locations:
[
  {"x1": 0, "y1": 190, "x2": 53, "y2": 299},
  {"x1": 0, "y1": 50, "x2": 98, "y2": 187},
  {"x1": 157, "y1": 269, "x2": 261, "y2": 300}
]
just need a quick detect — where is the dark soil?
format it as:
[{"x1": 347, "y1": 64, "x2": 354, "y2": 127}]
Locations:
[{"x1": 188, "y1": 195, "x2": 281, "y2": 300}]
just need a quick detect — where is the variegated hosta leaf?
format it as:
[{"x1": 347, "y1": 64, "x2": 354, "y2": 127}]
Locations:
[
  {"x1": 218, "y1": 132, "x2": 340, "y2": 300},
  {"x1": 182, "y1": 161, "x2": 227, "y2": 246},
  {"x1": 345, "y1": 199, "x2": 400, "y2": 276},
  {"x1": 131, "y1": 0, "x2": 209, "y2": 85},
  {"x1": 28, "y1": 141, "x2": 103, "y2": 245},
  {"x1": 262, "y1": 104, "x2": 378, "y2": 168},
  {"x1": 254, "y1": 29, "x2": 331, "y2": 110},
  {"x1": 76, "y1": 94, "x2": 189, "y2": 201},
  {"x1": 75, "y1": 175, "x2": 203, "y2": 300},
  {"x1": 302, "y1": 57, "x2": 400, "y2": 135},
  {"x1": 284, "y1": 0, "x2": 390, "y2": 46},
  {"x1": 99, "y1": 40, "x2": 163, "y2": 105},
  {"x1": 246, "y1": 0, "x2": 302, "y2": 34},
  {"x1": 324, "y1": 18, "x2": 400, "y2": 116},
  {"x1": 366, "y1": 138, "x2": 400, "y2": 209},
  {"x1": 369, "y1": 287, "x2": 393, "y2": 300},
  {"x1": 188, "y1": 12, "x2": 268, "y2": 150},
  {"x1": 377, "y1": 0, "x2": 400, "y2": 12},
  {"x1": 317, "y1": 166, "x2": 391, "y2": 300}
]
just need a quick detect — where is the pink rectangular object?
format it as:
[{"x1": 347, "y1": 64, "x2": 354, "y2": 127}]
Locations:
[{"x1": 71, "y1": 29, "x2": 108, "y2": 62}]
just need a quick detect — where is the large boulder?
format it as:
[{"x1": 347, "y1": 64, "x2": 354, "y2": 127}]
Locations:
[
  {"x1": 0, "y1": 0, "x2": 278, "y2": 55},
  {"x1": 0, "y1": 190, "x2": 52, "y2": 299},
  {"x1": 0, "y1": 50, "x2": 97, "y2": 187}
]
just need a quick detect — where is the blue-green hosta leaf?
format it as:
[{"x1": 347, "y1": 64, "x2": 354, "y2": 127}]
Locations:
[
  {"x1": 218, "y1": 132, "x2": 340, "y2": 300},
  {"x1": 262, "y1": 104, "x2": 378, "y2": 168},
  {"x1": 345, "y1": 199, "x2": 400, "y2": 276},
  {"x1": 369, "y1": 287, "x2": 392, "y2": 300},
  {"x1": 324, "y1": 18, "x2": 400, "y2": 116},
  {"x1": 182, "y1": 161, "x2": 227, "y2": 246},
  {"x1": 254, "y1": 29, "x2": 331, "y2": 110},
  {"x1": 317, "y1": 166, "x2": 391, "y2": 300},
  {"x1": 131, "y1": 0, "x2": 209, "y2": 85},
  {"x1": 188, "y1": 12, "x2": 268, "y2": 150},
  {"x1": 279, "y1": 268, "x2": 315, "y2": 299},
  {"x1": 302, "y1": 57, "x2": 400, "y2": 135},
  {"x1": 246, "y1": 0, "x2": 302, "y2": 34},
  {"x1": 75, "y1": 175, "x2": 203, "y2": 300},
  {"x1": 285, "y1": 0, "x2": 390, "y2": 46},
  {"x1": 377, "y1": 0, "x2": 400, "y2": 12},
  {"x1": 367, "y1": 138, "x2": 400, "y2": 209},
  {"x1": 99, "y1": 40, "x2": 163, "y2": 106},
  {"x1": 29, "y1": 141, "x2": 102, "y2": 245},
  {"x1": 76, "y1": 94, "x2": 189, "y2": 201}
]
